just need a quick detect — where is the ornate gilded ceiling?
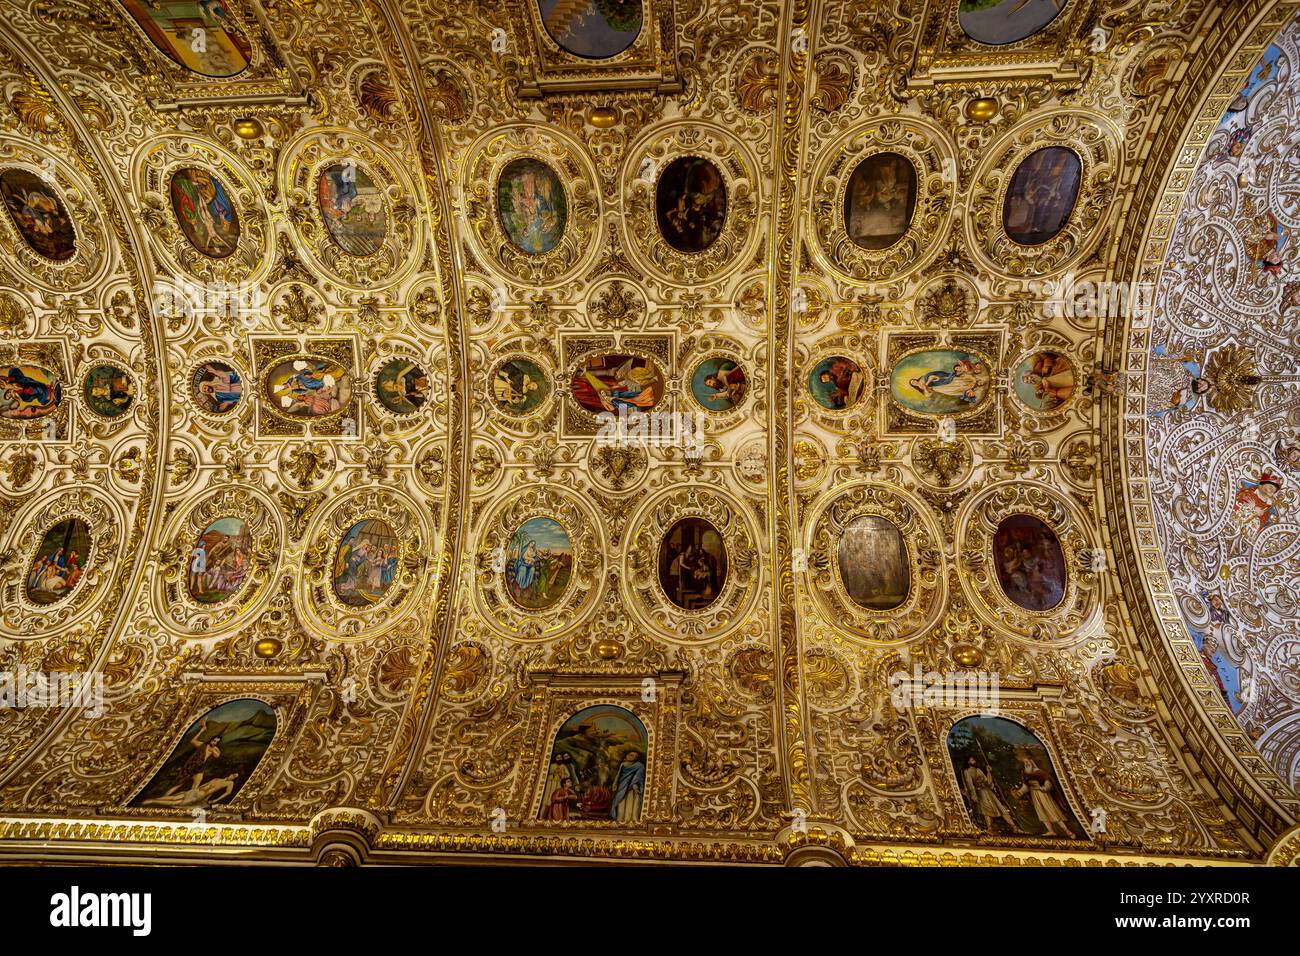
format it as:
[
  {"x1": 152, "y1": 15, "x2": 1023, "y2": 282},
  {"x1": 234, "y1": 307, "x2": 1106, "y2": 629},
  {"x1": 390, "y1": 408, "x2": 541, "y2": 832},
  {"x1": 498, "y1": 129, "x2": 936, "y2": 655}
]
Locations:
[{"x1": 0, "y1": 0, "x2": 1298, "y2": 867}]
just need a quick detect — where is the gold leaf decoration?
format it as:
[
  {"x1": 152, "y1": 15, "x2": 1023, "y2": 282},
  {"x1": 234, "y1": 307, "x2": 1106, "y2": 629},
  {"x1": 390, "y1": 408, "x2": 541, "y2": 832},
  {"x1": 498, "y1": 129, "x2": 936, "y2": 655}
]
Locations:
[
  {"x1": 358, "y1": 70, "x2": 399, "y2": 121},
  {"x1": 736, "y1": 51, "x2": 779, "y2": 113}
]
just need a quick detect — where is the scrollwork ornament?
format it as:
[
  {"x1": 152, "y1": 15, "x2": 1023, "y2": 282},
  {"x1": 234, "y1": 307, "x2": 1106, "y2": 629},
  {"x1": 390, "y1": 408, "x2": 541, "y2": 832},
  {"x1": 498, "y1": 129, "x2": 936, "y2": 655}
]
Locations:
[
  {"x1": 1, "y1": 489, "x2": 117, "y2": 637},
  {"x1": 474, "y1": 486, "x2": 603, "y2": 642},
  {"x1": 806, "y1": 482, "x2": 946, "y2": 645},
  {"x1": 623, "y1": 487, "x2": 759, "y2": 644},
  {"x1": 152, "y1": 486, "x2": 281, "y2": 637},
  {"x1": 623, "y1": 123, "x2": 761, "y2": 284},
  {"x1": 809, "y1": 117, "x2": 956, "y2": 283},
  {"x1": 461, "y1": 124, "x2": 600, "y2": 287},
  {"x1": 956, "y1": 481, "x2": 1102, "y2": 644},
  {"x1": 966, "y1": 112, "x2": 1120, "y2": 278}
]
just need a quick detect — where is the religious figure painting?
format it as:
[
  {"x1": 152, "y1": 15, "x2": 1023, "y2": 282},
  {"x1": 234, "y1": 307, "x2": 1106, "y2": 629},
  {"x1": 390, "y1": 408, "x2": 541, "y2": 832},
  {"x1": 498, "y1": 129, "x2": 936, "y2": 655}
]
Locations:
[
  {"x1": 837, "y1": 515, "x2": 910, "y2": 611},
  {"x1": 117, "y1": 0, "x2": 252, "y2": 77},
  {"x1": 83, "y1": 365, "x2": 134, "y2": 419},
  {"x1": 187, "y1": 517, "x2": 252, "y2": 605},
  {"x1": 264, "y1": 357, "x2": 352, "y2": 419},
  {"x1": 807, "y1": 356, "x2": 866, "y2": 411},
  {"x1": 947, "y1": 716, "x2": 1085, "y2": 839},
  {"x1": 492, "y1": 358, "x2": 549, "y2": 416},
  {"x1": 570, "y1": 354, "x2": 664, "y2": 414},
  {"x1": 0, "y1": 364, "x2": 62, "y2": 420},
  {"x1": 317, "y1": 163, "x2": 387, "y2": 257},
  {"x1": 169, "y1": 167, "x2": 240, "y2": 259},
  {"x1": 130, "y1": 699, "x2": 276, "y2": 809},
  {"x1": 655, "y1": 156, "x2": 727, "y2": 254},
  {"x1": 333, "y1": 519, "x2": 400, "y2": 607},
  {"x1": 1231, "y1": 471, "x2": 1283, "y2": 540},
  {"x1": 537, "y1": 0, "x2": 642, "y2": 60},
  {"x1": 497, "y1": 158, "x2": 567, "y2": 255},
  {"x1": 690, "y1": 356, "x2": 748, "y2": 412},
  {"x1": 657, "y1": 516, "x2": 727, "y2": 610},
  {"x1": 1002, "y1": 146, "x2": 1081, "y2": 246},
  {"x1": 1014, "y1": 351, "x2": 1075, "y2": 411},
  {"x1": 538, "y1": 704, "x2": 648, "y2": 823},
  {"x1": 505, "y1": 516, "x2": 573, "y2": 611},
  {"x1": 192, "y1": 361, "x2": 242, "y2": 415},
  {"x1": 890, "y1": 350, "x2": 991, "y2": 416},
  {"x1": 844, "y1": 152, "x2": 917, "y2": 250},
  {"x1": 26, "y1": 518, "x2": 90, "y2": 606},
  {"x1": 0, "y1": 169, "x2": 77, "y2": 261},
  {"x1": 1243, "y1": 209, "x2": 1287, "y2": 274},
  {"x1": 993, "y1": 514, "x2": 1067, "y2": 611},
  {"x1": 1146, "y1": 346, "x2": 1209, "y2": 419},
  {"x1": 374, "y1": 359, "x2": 429, "y2": 416},
  {"x1": 1191, "y1": 626, "x2": 1242, "y2": 712},
  {"x1": 958, "y1": 0, "x2": 1069, "y2": 46}
]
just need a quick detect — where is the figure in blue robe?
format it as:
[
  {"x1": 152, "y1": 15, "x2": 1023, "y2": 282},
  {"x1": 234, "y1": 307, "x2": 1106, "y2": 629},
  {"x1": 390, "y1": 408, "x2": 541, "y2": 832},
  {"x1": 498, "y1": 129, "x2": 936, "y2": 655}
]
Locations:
[
  {"x1": 514, "y1": 541, "x2": 539, "y2": 596},
  {"x1": 1148, "y1": 345, "x2": 1209, "y2": 419},
  {"x1": 4, "y1": 367, "x2": 59, "y2": 407},
  {"x1": 609, "y1": 752, "x2": 645, "y2": 821}
]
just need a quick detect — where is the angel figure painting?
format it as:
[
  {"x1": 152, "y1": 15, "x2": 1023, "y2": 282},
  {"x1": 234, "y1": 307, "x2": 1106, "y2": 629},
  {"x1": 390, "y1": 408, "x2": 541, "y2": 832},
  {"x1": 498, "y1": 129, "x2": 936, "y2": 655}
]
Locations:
[
  {"x1": 264, "y1": 357, "x2": 352, "y2": 419},
  {"x1": 1147, "y1": 344, "x2": 1260, "y2": 419},
  {"x1": 570, "y1": 354, "x2": 664, "y2": 414},
  {"x1": 130, "y1": 699, "x2": 276, "y2": 809},
  {"x1": 1232, "y1": 471, "x2": 1283, "y2": 540},
  {"x1": 948, "y1": 716, "x2": 1085, "y2": 840},
  {"x1": 169, "y1": 167, "x2": 240, "y2": 258},
  {"x1": 0, "y1": 169, "x2": 76, "y2": 261},
  {"x1": 538, "y1": 704, "x2": 648, "y2": 823}
]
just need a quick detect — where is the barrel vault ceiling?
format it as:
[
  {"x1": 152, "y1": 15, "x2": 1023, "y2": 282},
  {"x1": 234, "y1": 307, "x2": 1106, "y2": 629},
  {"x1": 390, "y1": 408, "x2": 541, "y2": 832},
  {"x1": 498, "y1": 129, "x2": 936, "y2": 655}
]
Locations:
[{"x1": 0, "y1": 0, "x2": 1299, "y2": 866}]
